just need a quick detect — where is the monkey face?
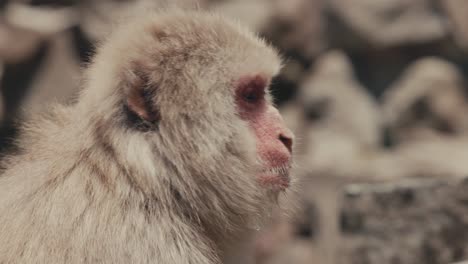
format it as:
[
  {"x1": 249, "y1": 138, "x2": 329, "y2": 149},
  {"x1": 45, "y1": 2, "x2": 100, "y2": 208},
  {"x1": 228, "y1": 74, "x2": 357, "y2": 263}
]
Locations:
[{"x1": 236, "y1": 75, "x2": 294, "y2": 191}]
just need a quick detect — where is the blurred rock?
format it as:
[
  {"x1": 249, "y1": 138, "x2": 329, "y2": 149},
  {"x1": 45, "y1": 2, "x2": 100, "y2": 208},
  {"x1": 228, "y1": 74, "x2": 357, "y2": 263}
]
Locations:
[
  {"x1": 328, "y1": 0, "x2": 449, "y2": 49},
  {"x1": 0, "y1": 63, "x2": 3, "y2": 124},
  {"x1": 78, "y1": 0, "x2": 204, "y2": 42},
  {"x1": 382, "y1": 57, "x2": 468, "y2": 145},
  {"x1": 0, "y1": 1, "x2": 79, "y2": 65},
  {"x1": 299, "y1": 51, "x2": 382, "y2": 149},
  {"x1": 395, "y1": 137, "x2": 468, "y2": 180},
  {"x1": 207, "y1": 0, "x2": 325, "y2": 58},
  {"x1": 340, "y1": 176, "x2": 468, "y2": 264},
  {"x1": 19, "y1": 32, "x2": 80, "y2": 118},
  {"x1": 264, "y1": 0, "x2": 325, "y2": 60},
  {"x1": 4, "y1": 2, "x2": 78, "y2": 35},
  {"x1": 78, "y1": 0, "x2": 150, "y2": 42},
  {"x1": 0, "y1": 19, "x2": 44, "y2": 64},
  {"x1": 0, "y1": 1, "x2": 81, "y2": 131},
  {"x1": 285, "y1": 51, "x2": 413, "y2": 181},
  {"x1": 209, "y1": 0, "x2": 273, "y2": 34},
  {"x1": 295, "y1": 51, "x2": 382, "y2": 178},
  {"x1": 441, "y1": 0, "x2": 468, "y2": 52}
]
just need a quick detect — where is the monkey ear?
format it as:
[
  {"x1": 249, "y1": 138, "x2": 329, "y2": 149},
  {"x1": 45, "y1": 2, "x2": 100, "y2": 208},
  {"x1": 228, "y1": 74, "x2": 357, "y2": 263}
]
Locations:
[
  {"x1": 124, "y1": 66, "x2": 161, "y2": 126},
  {"x1": 127, "y1": 87, "x2": 155, "y2": 122}
]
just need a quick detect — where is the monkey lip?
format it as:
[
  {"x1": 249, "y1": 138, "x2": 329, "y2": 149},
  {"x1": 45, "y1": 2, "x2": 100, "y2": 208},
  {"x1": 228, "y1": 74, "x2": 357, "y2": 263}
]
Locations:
[{"x1": 258, "y1": 164, "x2": 291, "y2": 190}]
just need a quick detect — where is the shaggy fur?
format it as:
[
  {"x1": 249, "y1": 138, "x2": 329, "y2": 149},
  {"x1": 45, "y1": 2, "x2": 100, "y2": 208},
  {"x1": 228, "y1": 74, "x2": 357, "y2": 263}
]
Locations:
[{"x1": 0, "y1": 11, "x2": 283, "y2": 263}]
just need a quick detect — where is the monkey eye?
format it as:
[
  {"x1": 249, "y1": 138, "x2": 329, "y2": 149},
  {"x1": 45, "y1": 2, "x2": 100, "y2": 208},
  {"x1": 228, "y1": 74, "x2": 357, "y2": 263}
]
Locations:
[
  {"x1": 237, "y1": 75, "x2": 267, "y2": 106},
  {"x1": 243, "y1": 87, "x2": 265, "y2": 104}
]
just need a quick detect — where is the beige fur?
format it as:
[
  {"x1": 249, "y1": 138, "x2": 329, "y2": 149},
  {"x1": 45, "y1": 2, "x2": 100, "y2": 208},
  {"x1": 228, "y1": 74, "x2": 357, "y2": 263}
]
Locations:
[{"x1": 0, "y1": 11, "x2": 283, "y2": 263}]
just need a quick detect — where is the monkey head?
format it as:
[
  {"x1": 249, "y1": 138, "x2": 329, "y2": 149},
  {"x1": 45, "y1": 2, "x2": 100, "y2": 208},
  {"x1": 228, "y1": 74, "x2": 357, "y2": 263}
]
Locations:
[{"x1": 78, "y1": 11, "x2": 294, "y2": 225}]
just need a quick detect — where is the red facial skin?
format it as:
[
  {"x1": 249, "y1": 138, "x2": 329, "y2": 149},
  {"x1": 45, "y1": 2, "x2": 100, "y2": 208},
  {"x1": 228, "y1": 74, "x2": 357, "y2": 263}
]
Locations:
[{"x1": 236, "y1": 75, "x2": 294, "y2": 190}]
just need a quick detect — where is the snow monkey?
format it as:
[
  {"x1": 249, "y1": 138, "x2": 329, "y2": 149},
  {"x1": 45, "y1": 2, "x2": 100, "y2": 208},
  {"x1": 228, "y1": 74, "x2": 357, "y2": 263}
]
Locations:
[{"x1": 0, "y1": 11, "x2": 294, "y2": 264}]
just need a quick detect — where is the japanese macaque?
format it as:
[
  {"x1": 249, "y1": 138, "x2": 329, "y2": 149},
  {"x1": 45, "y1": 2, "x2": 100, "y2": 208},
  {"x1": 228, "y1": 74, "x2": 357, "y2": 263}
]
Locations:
[{"x1": 0, "y1": 11, "x2": 294, "y2": 263}]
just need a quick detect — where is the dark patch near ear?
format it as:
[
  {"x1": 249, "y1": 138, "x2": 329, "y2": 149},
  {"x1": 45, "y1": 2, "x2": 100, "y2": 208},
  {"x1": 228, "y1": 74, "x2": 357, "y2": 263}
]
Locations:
[
  {"x1": 123, "y1": 62, "x2": 161, "y2": 131},
  {"x1": 123, "y1": 104, "x2": 158, "y2": 132}
]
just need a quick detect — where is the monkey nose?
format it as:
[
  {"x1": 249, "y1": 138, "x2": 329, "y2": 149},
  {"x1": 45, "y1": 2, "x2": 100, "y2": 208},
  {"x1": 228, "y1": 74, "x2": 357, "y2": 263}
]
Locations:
[{"x1": 278, "y1": 133, "x2": 293, "y2": 154}]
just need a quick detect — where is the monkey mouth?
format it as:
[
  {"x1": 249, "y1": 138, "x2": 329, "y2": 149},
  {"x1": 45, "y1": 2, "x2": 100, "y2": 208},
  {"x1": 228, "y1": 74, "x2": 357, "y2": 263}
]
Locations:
[{"x1": 258, "y1": 164, "x2": 291, "y2": 190}]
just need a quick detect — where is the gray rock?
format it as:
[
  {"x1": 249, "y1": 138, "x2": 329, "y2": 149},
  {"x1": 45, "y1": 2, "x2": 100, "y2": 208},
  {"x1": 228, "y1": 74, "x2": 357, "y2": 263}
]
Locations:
[
  {"x1": 264, "y1": 0, "x2": 326, "y2": 60},
  {"x1": 0, "y1": 20, "x2": 44, "y2": 64},
  {"x1": 382, "y1": 57, "x2": 468, "y2": 145},
  {"x1": 19, "y1": 32, "x2": 81, "y2": 118},
  {"x1": 340, "y1": 177, "x2": 468, "y2": 264},
  {"x1": 328, "y1": 0, "x2": 449, "y2": 48},
  {"x1": 209, "y1": 0, "x2": 274, "y2": 34},
  {"x1": 294, "y1": 51, "x2": 386, "y2": 181},
  {"x1": 394, "y1": 137, "x2": 468, "y2": 180},
  {"x1": 299, "y1": 51, "x2": 382, "y2": 150},
  {"x1": 78, "y1": 0, "x2": 204, "y2": 42},
  {"x1": 440, "y1": 0, "x2": 468, "y2": 51}
]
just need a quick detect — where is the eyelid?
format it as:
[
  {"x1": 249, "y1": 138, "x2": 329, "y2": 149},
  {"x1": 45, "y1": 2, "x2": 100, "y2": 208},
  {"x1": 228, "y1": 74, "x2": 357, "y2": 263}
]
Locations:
[
  {"x1": 236, "y1": 75, "x2": 267, "y2": 91},
  {"x1": 243, "y1": 83, "x2": 265, "y2": 101},
  {"x1": 235, "y1": 75, "x2": 270, "y2": 107}
]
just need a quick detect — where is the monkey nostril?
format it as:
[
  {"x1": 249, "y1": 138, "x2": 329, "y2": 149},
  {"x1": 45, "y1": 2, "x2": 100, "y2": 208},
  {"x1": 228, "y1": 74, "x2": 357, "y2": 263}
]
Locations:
[{"x1": 279, "y1": 134, "x2": 293, "y2": 153}]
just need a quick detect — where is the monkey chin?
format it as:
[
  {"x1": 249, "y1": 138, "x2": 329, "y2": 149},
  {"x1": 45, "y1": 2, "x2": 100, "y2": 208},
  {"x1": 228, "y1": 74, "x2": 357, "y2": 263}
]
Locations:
[{"x1": 257, "y1": 166, "x2": 291, "y2": 192}]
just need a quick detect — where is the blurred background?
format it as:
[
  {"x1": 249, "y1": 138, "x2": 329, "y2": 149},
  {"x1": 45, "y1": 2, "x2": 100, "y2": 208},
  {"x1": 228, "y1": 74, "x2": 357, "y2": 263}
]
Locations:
[{"x1": 2, "y1": 0, "x2": 468, "y2": 263}]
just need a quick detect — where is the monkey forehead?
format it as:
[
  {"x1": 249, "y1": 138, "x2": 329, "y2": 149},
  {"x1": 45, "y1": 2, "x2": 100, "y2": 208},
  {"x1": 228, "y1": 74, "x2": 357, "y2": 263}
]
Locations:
[{"x1": 103, "y1": 11, "x2": 282, "y2": 81}]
